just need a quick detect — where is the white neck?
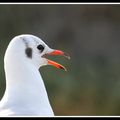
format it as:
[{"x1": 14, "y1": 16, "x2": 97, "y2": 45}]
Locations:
[{"x1": 0, "y1": 56, "x2": 54, "y2": 116}]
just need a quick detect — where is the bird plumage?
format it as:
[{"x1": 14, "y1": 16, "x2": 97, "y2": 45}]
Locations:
[{"x1": 0, "y1": 34, "x2": 69, "y2": 116}]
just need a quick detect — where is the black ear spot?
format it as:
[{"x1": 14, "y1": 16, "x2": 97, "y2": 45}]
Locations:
[{"x1": 25, "y1": 47, "x2": 32, "y2": 58}]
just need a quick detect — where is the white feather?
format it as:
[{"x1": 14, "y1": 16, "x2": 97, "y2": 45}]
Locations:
[{"x1": 0, "y1": 34, "x2": 54, "y2": 116}]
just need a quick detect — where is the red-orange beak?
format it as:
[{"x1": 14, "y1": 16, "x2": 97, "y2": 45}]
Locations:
[{"x1": 42, "y1": 50, "x2": 70, "y2": 71}]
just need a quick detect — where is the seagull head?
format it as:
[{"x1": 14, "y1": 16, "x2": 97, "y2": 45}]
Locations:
[{"x1": 4, "y1": 34, "x2": 70, "y2": 71}]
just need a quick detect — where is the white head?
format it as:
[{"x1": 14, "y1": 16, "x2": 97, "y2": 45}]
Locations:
[
  {"x1": 1, "y1": 34, "x2": 70, "y2": 116},
  {"x1": 4, "y1": 34, "x2": 70, "y2": 71}
]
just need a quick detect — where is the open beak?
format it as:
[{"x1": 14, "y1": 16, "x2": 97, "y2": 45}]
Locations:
[{"x1": 42, "y1": 50, "x2": 70, "y2": 71}]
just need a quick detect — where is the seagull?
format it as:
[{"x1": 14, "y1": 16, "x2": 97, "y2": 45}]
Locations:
[{"x1": 0, "y1": 34, "x2": 70, "y2": 116}]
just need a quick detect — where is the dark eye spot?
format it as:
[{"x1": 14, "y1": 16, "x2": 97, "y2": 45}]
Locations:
[
  {"x1": 25, "y1": 47, "x2": 32, "y2": 58},
  {"x1": 37, "y1": 44, "x2": 44, "y2": 52}
]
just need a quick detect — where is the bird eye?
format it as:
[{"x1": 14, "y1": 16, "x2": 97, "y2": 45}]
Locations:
[{"x1": 37, "y1": 44, "x2": 44, "y2": 52}]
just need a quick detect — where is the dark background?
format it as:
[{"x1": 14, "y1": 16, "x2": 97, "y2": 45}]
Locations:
[{"x1": 0, "y1": 4, "x2": 120, "y2": 116}]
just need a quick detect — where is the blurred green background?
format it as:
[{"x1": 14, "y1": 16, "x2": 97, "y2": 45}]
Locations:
[{"x1": 0, "y1": 4, "x2": 120, "y2": 116}]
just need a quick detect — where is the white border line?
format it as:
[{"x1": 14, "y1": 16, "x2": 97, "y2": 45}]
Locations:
[
  {"x1": 1, "y1": 115, "x2": 120, "y2": 117},
  {"x1": 0, "y1": 2, "x2": 120, "y2": 117},
  {"x1": 0, "y1": 3, "x2": 119, "y2": 5},
  {"x1": 1, "y1": 116, "x2": 120, "y2": 117}
]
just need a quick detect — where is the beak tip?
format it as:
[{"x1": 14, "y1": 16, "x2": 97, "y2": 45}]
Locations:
[
  {"x1": 60, "y1": 66, "x2": 67, "y2": 72},
  {"x1": 68, "y1": 56, "x2": 71, "y2": 60},
  {"x1": 63, "y1": 52, "x2": 70, "y2": 60},
  {"x1": 64, "y1": 68, "x2": 67, "y2": 72}
]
